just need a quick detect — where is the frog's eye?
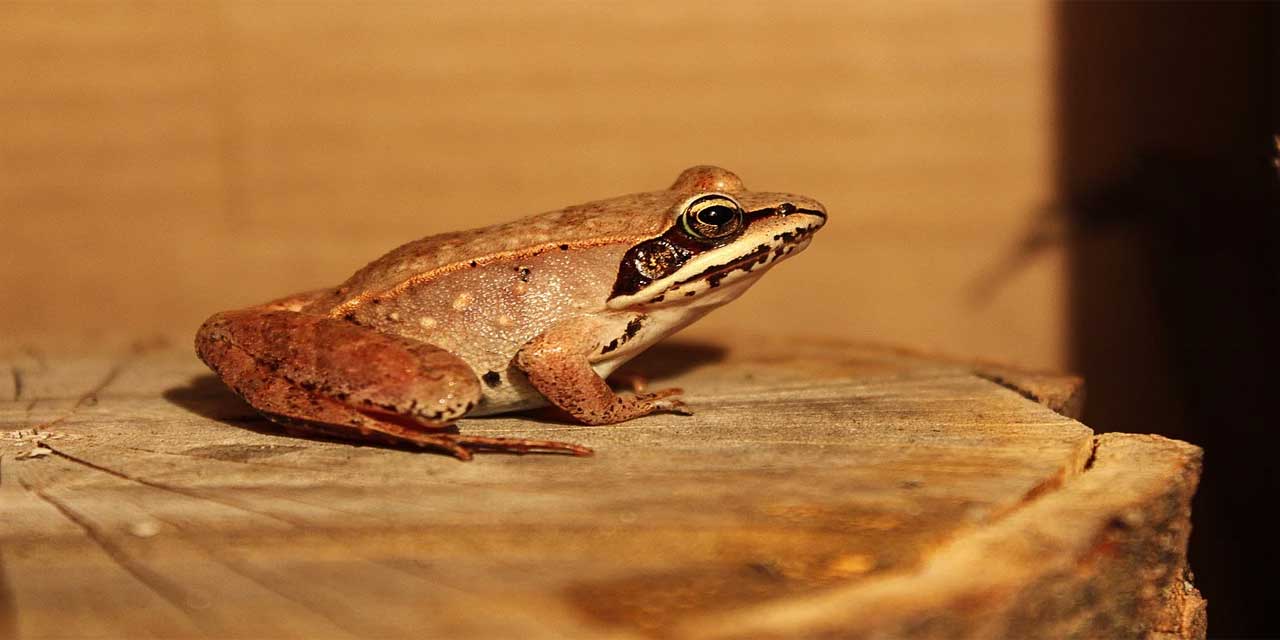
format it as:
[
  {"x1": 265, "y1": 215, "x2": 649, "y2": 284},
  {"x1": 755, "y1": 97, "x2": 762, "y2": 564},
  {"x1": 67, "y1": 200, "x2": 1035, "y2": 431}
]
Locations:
[{"x1": 681, "y1": 195, "x2": 743, "y2": 242}]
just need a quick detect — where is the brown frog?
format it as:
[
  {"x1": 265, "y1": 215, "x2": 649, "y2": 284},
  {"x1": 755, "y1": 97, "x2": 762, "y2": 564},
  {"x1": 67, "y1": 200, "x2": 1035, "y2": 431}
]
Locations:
[{"x1": 196, "y1": 166, "x2": 826, "y2": 459}]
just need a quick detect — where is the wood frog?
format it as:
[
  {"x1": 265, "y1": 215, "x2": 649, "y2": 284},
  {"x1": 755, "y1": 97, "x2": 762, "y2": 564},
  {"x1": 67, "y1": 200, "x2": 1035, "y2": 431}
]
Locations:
[{"x1": 196, "y1": 166, "x2": 826, "y2": 459}]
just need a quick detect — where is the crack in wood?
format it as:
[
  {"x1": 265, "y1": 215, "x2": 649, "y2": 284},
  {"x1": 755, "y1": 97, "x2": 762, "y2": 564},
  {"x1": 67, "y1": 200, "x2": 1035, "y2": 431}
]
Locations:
[
  {"x1": 43, "y1": 445, "x2": 302, "y2": 529},
  {"x1": 27, "y1": 340, "x2": 165, "y2": 432},
  {"x1": 112, "y1": 443, "x2": 331, "y2": 474},
  {"x1": 19, "y1": 346, "x2": 304, "y2": 530},
  {"x1": 13, "y1": 474, "x2": 208, "y2": 629},
  {"x1": 77, "y1": 443, "x2": 389, "y2": 523},
  {"x1": 74, "y1": 364, "x2": 122, "y2": 411},
  {"x1": 1083, "y1": 435, "x2": 1102, "y2": 471},
  {"x1": 9, "y1": 448, "x2": 356, "y2": 636},
  {"x1": 1011, "y1": 437, "x2": 1099, "y2": 518},
  {"x1": 974, "y1": 371, "x2": 1043, "y2": 405},
  {"x1": 197, "y1": 553, "x2": 366, "y2": 638},
  {"x1": 971, "y1": 369, "x2": 1084, "y2": 419},
  {"x1": 118, "y1": 508, "x2": 366, "y2": 638},
  {"x1": 29, "y1": 363, "x2": 124, "y2": 433}
]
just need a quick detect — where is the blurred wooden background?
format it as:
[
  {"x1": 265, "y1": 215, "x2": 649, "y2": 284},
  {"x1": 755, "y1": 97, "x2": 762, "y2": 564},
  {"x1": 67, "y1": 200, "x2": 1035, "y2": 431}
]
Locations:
[{"x1": 0, "y1": 1, "x2": 1061, "y2": 368}]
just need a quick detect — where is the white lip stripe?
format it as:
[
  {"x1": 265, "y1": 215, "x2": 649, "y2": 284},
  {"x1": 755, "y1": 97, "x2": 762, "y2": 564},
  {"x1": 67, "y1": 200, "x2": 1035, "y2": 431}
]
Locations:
[{"x1": 606, "y1": 217, "x2": 822, "y2": 309}]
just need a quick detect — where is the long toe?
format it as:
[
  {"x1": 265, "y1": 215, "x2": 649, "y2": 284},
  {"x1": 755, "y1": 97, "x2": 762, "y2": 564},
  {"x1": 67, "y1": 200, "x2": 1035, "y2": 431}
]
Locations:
[{"x1": 451, "y1": 434, "x2": 594, "y2": 457}]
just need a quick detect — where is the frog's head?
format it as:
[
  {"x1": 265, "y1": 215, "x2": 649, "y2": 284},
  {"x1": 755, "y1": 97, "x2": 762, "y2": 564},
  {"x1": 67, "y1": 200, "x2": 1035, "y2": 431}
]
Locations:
[{"x1": 607, "y1": 166, "x2": 826, "y2": 309}]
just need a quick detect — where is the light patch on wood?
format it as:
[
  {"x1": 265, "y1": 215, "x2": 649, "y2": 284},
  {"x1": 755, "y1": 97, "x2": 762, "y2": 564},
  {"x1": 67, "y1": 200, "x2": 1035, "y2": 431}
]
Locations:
[{"x1": 824, "y1": 554, "x2": 876, "y2": 578}]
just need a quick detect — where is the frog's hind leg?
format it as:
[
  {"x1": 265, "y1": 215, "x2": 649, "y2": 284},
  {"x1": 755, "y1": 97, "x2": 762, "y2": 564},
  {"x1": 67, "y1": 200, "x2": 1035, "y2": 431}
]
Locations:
[{"x1": 195, "y1": 309, "x2": 592, "y2": 460}]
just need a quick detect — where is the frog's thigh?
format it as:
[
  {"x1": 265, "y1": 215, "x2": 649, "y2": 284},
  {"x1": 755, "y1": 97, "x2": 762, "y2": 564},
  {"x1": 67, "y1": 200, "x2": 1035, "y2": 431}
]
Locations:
[
  {"x1": 197, "y1": 309, "x2": 482, "y2": 426},
  {"x1": 514, "y1": 316, "x2": 684, "y2": 425}
]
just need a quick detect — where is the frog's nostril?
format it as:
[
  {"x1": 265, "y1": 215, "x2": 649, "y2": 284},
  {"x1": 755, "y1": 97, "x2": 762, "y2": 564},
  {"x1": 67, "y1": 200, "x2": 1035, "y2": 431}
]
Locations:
[{"x1": 777, "y1": 203, "x2": 796, "y2": 216}]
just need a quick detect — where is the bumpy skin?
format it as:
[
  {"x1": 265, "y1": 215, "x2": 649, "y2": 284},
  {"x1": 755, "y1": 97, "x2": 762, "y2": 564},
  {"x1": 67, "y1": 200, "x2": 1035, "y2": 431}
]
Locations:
[{"x1": 194, "y1": 166, "x2": 826, "y2": 460}]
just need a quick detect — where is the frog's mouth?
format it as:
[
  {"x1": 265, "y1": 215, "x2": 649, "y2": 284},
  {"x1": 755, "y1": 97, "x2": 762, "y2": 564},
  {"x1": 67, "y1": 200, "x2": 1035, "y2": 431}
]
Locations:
[
  {"x1": 672, "y1": 224, "x2": 819, "y2": 290},
  {"x1": 607, "y1": 207, "x2": 824, "y2": 309}
]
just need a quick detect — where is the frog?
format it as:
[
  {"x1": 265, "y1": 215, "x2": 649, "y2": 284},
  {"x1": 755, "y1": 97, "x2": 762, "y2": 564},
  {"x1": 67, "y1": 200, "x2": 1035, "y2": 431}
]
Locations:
[{"x1": 195, "y1": 166, "x2": 826, "y2": 460}]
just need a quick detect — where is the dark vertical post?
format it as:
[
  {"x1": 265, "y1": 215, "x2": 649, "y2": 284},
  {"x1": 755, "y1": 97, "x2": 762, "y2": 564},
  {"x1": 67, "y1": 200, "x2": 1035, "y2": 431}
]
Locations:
[{"x1": 1056, "y1": 3, "x2": 1279, "y2": 634}]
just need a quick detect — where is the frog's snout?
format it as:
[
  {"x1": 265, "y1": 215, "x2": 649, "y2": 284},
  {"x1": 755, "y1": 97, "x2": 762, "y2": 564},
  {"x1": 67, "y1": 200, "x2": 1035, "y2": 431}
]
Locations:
[
  {"x1": 781, "y1": 202, "x2": 827, "y2": 231},
  {"x1": 775, "y1": 196, "x2": 827, "y2": 225}
]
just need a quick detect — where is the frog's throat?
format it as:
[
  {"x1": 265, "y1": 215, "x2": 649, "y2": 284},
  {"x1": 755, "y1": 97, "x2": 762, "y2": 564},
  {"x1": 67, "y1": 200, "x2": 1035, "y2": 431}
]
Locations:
[{"x1": 605, "y1": 210, "x2": 824, "y2": 310}]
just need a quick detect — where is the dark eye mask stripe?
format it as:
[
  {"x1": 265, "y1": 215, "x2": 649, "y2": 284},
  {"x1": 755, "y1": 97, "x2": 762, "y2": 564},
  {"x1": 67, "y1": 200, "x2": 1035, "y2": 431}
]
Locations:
[{"x1": 608, "y1": 205, "x2": 817, "y2": 300}]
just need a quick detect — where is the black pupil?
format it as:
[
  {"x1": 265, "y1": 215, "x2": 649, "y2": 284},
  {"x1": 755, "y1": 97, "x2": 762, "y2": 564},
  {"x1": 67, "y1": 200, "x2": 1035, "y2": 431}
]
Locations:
[{"x1": 698, "y1": 205, "x2": 736, "y2": 226}]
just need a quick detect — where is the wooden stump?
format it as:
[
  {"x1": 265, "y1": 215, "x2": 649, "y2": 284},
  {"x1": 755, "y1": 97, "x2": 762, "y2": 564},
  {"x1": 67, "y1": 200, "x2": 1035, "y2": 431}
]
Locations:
[{"x1": 0, "y1": 338, "x2": 1204, "y2": 639}]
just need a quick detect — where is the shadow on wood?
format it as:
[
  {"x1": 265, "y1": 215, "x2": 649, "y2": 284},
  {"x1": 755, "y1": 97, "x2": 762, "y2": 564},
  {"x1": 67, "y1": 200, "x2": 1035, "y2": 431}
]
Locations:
[{"x1": 161, "y1": 339, "x2": 728, "y2": 457}]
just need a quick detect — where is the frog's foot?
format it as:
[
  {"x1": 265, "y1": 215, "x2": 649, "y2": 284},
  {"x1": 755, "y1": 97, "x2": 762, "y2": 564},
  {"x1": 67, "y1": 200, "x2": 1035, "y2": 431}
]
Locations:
[
  {"x1": 195, "y1": 309, "x2": 592, "y2": 460},
  {"x1": 611, "y1": 375, "x2": 692, "y2": 415},
  {"x1": 641, "y1": 388, "x2": 693, "y2": 416}
]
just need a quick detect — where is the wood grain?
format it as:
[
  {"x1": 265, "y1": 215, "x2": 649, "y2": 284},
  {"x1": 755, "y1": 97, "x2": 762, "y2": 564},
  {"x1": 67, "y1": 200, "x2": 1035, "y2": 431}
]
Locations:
[
  {"x1": 0, "y1": 339, "x2": 1202, "y2": 638},
  {"x1": 0, "y1": 0, "x2": 1062, "y2": 368}
]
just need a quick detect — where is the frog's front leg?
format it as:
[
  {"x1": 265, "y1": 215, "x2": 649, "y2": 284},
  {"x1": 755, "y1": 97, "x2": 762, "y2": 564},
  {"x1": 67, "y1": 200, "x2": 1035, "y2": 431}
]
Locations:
[
  {"x1": 515, "y1": 316, "x2": 690, "y2": 425},
  {"x1": 195, "y1": 308, "x2": 592, "y2": 460}
]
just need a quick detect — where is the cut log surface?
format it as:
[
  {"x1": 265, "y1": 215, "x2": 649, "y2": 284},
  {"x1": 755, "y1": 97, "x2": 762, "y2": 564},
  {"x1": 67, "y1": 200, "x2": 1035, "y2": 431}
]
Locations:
[{"x1": 0, "y1": 338, "x2": 1204, "y2": 639}]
